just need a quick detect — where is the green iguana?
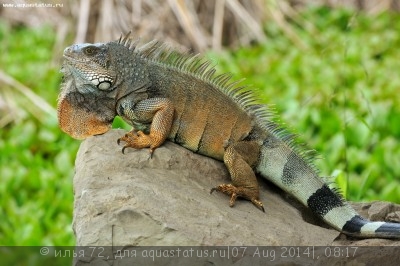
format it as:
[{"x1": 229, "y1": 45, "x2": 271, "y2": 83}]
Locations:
[{"x1": 58, "y1": 33, "x2": 400, "y2": 239}]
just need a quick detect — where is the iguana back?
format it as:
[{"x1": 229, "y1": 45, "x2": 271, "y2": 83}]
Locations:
[{"x1": 58, "y1": 33, "x2": 400, "y2": 239}]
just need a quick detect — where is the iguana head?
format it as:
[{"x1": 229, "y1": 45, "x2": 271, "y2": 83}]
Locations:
[
  {"x1": 58, "y1": 42, "x2": 119, "y2": 139},
  {"x1": 62, "y1": 43, "x2": 117, "y2": 90},
  {"x1": 58, "y1": 34, "x2": 151, "y2": 139}
]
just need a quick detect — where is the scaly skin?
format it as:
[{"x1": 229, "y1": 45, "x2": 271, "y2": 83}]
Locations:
[{"x1": 57, "y1": 33, "x2": 400, "y2": 238}]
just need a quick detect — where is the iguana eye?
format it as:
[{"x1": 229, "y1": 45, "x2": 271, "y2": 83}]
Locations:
[{"x1": 83, "y1": 46, "x2": 98, "y2": 55}]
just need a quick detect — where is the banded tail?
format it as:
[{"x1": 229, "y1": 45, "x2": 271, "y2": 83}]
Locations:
[{"x1": 257, "y1": 139, "x2": 400, "y2": 239}]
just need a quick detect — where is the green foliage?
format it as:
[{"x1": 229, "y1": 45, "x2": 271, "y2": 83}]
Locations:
[
  {"x1": 1, "y1": 7, "x2": 400, "y2": 247},
  {"x1": 0, "y1": 24, "x2": 78, "y2": 246}
]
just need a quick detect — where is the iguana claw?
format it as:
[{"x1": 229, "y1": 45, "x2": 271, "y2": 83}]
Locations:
[
  {"x1": 117, "y1": 130, "x2": 157, "y2": 158},
  {"x1": 118, "y1": 131, "x2": 137, "y2": 154},
  {"x1": 121, "y1": 146, "x2": 128, "y2": 154}
]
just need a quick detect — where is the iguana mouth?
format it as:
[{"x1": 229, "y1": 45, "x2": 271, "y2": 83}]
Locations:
[{"x1": 62, "y1": 53, "x2": 89, "y2": 64}]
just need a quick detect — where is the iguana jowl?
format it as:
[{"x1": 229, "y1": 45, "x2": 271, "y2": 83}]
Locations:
[{"x1": 58, "y1": 33, "x2": 400, "y2": 239}]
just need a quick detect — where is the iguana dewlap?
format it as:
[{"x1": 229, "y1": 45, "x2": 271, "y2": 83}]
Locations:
[{"x1": 58, "y1": 33, "x2": 400, "y2": 239}]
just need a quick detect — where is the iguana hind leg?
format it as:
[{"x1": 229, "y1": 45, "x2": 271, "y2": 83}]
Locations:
[
  {"x1": 211, "y1": 141, "x2": 264, "y2": 212},
  {"x1": 117, "y1": 98, "x2": 174, "y2": 155}
]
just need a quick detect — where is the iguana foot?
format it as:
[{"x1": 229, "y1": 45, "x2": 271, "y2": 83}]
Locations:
[
  {"x1": 117, "y1": 130, "x2": 156, "y2": 157},
  {"x1": 210, "y1": 184, "x2": 265, "y2": 212}
]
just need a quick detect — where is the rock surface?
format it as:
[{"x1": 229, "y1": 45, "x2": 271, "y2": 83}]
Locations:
[{"x1": 72, "y1": 130, "x2": 400, "y2": 264}]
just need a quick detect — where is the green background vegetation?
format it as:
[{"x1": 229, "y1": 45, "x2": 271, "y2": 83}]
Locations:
[{"x1": 1, "y1": 7, "x2": 400, "y2": 246}]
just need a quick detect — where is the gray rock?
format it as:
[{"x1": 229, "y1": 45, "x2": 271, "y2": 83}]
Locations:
[{"x1": 72, "y1": 129, "x2": 400, "y2": 264}]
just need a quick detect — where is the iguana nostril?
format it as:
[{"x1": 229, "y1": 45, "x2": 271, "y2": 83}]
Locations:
[{"x1": 63, "y1": 47, "x2": 72, "y2": 54}]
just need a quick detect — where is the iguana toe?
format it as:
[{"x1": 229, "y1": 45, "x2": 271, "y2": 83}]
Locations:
[
  {"x1": 118, "y1": 130, "x2": 160, "y2": 157},
  {"x1": 211, "y1": 183, "x2": 265, "y2": 212}
]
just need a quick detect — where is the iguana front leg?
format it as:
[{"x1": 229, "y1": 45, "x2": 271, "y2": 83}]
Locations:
[
  {"x1": 211, "y1": 141, "x2": 265, "y2": 212},
  {"x1": 117, "y1": 98, "x2": 174, "y2": 155}
]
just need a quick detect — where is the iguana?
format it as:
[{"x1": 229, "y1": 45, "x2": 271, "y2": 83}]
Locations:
[{"x1": 58, "y1": 32, "x2": 400, "y2": 239}]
